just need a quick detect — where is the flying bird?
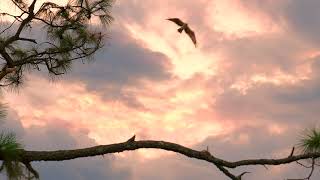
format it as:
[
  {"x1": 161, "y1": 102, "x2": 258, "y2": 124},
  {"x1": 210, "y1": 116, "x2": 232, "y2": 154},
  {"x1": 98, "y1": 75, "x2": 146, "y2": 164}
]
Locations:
[{"x1": 167, "y1": 18, "x2": 197, "y2": 47}]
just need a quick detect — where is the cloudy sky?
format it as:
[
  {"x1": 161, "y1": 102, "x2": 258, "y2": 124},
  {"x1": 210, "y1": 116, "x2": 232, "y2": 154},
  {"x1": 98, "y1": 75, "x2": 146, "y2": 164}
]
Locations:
[{"x1": 1, "y1": 0, "x2": 320, "y2": 179}]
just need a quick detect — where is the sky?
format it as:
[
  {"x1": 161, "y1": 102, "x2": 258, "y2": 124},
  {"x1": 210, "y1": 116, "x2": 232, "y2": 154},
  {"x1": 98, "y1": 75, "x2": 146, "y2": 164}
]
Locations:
[{"x1": 1, "y1": 0, "x2": 320, "y2": 179}]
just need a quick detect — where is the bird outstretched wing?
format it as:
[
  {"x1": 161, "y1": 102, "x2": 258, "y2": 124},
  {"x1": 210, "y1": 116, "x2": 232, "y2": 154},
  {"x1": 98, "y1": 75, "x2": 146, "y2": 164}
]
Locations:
[
  {"x1": 167, "y1": 18, "x2": 185, "y2": 26},
  {"x1": 185, "y1": 26, "x2": 197, "y2": 46}
]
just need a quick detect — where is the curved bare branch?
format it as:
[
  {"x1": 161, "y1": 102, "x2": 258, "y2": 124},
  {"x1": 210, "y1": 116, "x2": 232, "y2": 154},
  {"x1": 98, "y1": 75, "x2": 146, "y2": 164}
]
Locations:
[{"x1": 7, "y1": 136, "x2": 319, "y2": 179}]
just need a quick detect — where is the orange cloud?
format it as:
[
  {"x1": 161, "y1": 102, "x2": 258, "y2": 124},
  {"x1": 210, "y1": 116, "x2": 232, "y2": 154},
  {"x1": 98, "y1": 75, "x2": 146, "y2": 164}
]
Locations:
[
  {"x1": 2, "y1": 2, "x2": 320, "y2": 179},
  {"x1": 4, "y1": 74, "x2": 231, "y2": 152}
]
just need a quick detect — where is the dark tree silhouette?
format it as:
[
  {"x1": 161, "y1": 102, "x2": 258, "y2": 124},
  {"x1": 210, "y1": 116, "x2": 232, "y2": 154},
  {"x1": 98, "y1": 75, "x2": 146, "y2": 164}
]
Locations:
[
  {"x1": 0, "y1": 0, "x2": 112, "y2": 86},
  {"x1": 0, "y1": 0, "x2": 319, "y2": 180}
]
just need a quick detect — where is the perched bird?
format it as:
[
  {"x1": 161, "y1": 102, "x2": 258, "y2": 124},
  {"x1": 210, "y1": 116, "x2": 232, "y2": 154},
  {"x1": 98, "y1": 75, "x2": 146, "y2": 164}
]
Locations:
[
  {"x1": 167, "y1": 18, "x2": 197, "y2": 47},
  {"x1": 126, "y1": 135, "x2": 136, "y2": 143}
]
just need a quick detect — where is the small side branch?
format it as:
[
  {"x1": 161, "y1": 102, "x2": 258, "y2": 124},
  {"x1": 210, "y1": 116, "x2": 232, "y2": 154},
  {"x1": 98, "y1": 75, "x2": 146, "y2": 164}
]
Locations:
[
  {"x1": 305, "y1": 158, "x2": 316, "y2": 180},
  {"x1": 237, "y1": 172, "x2": 250, "y2": 180},
  {"x1": 22, "y1": 161, "x2": 39, "y2": 179},
  {"x1": 18, "y1": 38, "x2": 37, "y2": 44},
  {"x1": 289, "y1": 147, "x2": 295, "y2": 157},
  {"x1": 291, "y1": 158, "x2": 316, "y2": 180},
  {"x1": 215, "y1": 165, "x2": 238, "y2": 180}
]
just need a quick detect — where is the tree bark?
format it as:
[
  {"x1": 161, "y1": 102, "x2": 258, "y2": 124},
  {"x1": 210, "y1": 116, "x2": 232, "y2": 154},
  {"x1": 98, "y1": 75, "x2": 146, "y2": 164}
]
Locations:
[{"x1": 14, "y1": 138, "x2": 320, "y2": 169}]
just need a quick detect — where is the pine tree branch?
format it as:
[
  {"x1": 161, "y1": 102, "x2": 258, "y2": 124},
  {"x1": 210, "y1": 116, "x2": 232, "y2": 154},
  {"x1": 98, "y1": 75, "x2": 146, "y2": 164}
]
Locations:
[
  {"x1": 4, "y1": 137, "x2": 317, "y2": 179},
  {"x1": 3, "y1": 0, "x2": 37, "y2": 47},
  {"x1": 17, "y1": 38, "x2": 37, "y2": 44},
  {"x1": 0, "y1": 66, "x2": 16, "y2": 81}
]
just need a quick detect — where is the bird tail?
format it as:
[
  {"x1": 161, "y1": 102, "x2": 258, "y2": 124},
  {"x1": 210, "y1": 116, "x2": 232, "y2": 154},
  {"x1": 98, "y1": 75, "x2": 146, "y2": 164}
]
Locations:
[{"x1": 177, "y1": 27, "x2": 184, "y2": 33}]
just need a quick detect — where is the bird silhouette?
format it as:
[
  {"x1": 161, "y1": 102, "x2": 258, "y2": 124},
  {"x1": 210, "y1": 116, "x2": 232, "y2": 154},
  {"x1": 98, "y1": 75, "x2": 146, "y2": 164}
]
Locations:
[
  {"x1": 126, "y1": 135, "x2": 136, "y2": 143},
  {"x1": 167, "y1": 18, "x2": 197, "y2": 47}
]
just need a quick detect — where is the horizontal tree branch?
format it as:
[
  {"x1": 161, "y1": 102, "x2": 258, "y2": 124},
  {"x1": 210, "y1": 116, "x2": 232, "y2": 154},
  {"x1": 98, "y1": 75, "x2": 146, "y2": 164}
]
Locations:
[{"x1": 14, "y1": 137, "x2": 320, "y2": 169}]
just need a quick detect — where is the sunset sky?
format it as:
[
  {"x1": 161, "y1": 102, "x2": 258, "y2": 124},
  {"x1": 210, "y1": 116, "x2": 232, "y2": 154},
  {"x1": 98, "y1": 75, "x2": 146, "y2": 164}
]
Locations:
[{"x1": 1, "y1": 0, "x2": 320, "y2": 179}]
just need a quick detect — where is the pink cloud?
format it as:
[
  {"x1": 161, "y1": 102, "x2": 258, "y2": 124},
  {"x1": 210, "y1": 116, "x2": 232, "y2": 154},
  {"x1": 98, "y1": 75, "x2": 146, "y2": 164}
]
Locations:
[{"x1": 2, "y1": 0, "x2": 320, "y2": 179}]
